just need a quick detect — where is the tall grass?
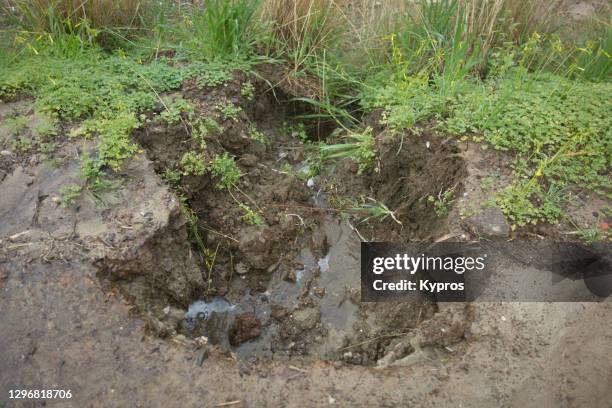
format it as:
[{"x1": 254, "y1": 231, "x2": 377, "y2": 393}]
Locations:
[
  {"x1": 4, "y1": 0, "x2": 162, "y2": 49},
  {"x1": 188, "y1": 0, "x2": 259, "y2": 60},
  {"x1": 259, "y1": 0, "x2": 342, "y2": 71}
]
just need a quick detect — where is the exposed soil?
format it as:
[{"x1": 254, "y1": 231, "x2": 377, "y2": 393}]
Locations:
[{"x1": 1, "y1": 67, "x2": 611, "y2": 406}]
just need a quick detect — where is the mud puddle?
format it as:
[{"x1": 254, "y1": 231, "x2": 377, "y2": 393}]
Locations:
[{"x1": 181, "y1": 216, "x2": 362, "y2": 360}]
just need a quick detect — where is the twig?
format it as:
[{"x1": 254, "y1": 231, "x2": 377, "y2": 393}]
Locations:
[
  {"x1": 288, "y1": 365, "x2": 308, "y2": 373},
  {"x1": 347, "y1": 222, "x2": 367, "y2": 242},
  {"x1": 199, "y1": 224, "x2": 239, "y2": 243},
  {"x1": 215, "y1": 401, "x2": 242, "y2": 407}
]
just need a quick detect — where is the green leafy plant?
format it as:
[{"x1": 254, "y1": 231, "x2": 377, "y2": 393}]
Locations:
[
  {"x1": 428, "y1": 188, "x2": 456, "y2": 217},
  {"x1": 210, "y1": 153, "x2": 241, "y2": 189},
  {"x1": 319, "y1": 128, "x2": 375, "y2": 174},
  {"x1": 59, "y1": 184, "x2": 83, "y2": 207},
  {"x1": 353, "y1": 197, "x2": 402, "y2": 225},
  {"x1": 248, "y1": 124, "x2": 269, "y2": 145},
  {"x1": 162, "y1": 168, "x2": 182, "y2": 186},
  {"x1": 180, "y1": 151, "x2": 207, "y2": 176},
  {"x1": 239, "y1": 203, "x2": 264, "y2": 225},
  {"x1": 240, "y1": 81, "x2": 255, "y2": 100},
  {"x1": 159, "y1": 95, "x2": 194, "y2": 125},
  {"x1": 218, "y1": 102, "x2": 242, "y2": 121}
]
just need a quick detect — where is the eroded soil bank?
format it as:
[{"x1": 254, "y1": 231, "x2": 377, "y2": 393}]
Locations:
[{"x1": 1, "y1": 67, "x2": 611, "y2": 407}]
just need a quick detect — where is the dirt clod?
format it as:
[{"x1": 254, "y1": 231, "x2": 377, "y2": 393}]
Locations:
[
  {"x1": 463, "y1": 206, "x2": 510, "y2": 238},
  {"x1": 229, "y1": 313, "x2": 262, "y2": 347}
]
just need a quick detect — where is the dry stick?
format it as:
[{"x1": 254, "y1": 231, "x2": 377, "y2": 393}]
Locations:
[
  {"x1": 288, "y1": 365, "x2": 309, "y2": 373},
  {"x1": 199, "y1": 224, "x2": 239, "y2": 243},
  {"x1": 215, "y1": 401, "x2": 242, "y2": 407}
]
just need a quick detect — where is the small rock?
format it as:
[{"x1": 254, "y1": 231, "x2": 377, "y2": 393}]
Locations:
[
  {"x1": 194, "y1": 336, "x2": 209, "y2": 347},
  {"x1": 228, "y1": 313, "x2": 261, "y2": 346},
  {"x1": 270, "y1": 304, "x2": 289, "y2": 321},
  {"x1": 0, "y1": 150, "x2": 13, "y2": 157},
  {"x1": 314, "y1": 287, "x2": 326, "y2": 298},
  {"x1": 463, "y1": 206, "x2": 510, "y2": 238},
  {"x1": 234, "y1": 262, "x2": 249, "y2": 275},
  {"x1": 293, "y1": 307, "x2": 320, "y2": 330}
]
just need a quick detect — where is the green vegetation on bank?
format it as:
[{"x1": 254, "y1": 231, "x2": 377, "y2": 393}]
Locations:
[{"x1": 0, "y1": 0, "x2": 610, "y2": 235}]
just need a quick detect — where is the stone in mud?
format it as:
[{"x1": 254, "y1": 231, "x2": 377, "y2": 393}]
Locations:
[
  {"x1": 234, "y1": 262, "x2": 249, "y2": 275},
  {"x1": 463, "y1": 206, "x2": 510, "y2": 238},
  {"x1": 293, "y1": 307, "x2": 321, "y2": 330},
  {"x1": 270, "y1": 305, "x2": 290, "y2": 321},
  {"x1": 228, "y1": 313, "x2": 261, "y2": 346},
  {"x1": 314, "y1": 287, "x2": 326, "y2": 298},
  {"x1": 236, "y1": 226, "x2": 274, "y2": 270}
]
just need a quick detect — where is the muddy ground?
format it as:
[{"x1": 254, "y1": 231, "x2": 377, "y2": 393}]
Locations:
[{"x1": 1, "y1": 66, "x2": 611, "y2": 407}]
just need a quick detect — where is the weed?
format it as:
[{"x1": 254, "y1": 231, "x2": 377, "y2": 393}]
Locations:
[
  {"x1": 5, "y1": 0, "x2": 160, "y2": 50},
  {"x1": 187, "y1": 0, "x2": 259, "y2": 60},
  {"x1": 239, "y1": 203, "x2": 264, "y2": 225},
  {"x1": 81, "y1": 112, "x2": 140, "y2": 171},
  {"x1": 5, "y1": 115, "x2": 29, "y2": 135},
  {"x1": 32, "y1": 112, "x2": 58, "y2": 138},
  {"x1": 162, "y1": 168, "x2": 182, "y2": 186},
  {"x1": 428, "y1": 188, "x2": 456, "y2": 217},
  {"x1": 217, "y1": 102, "x2": 242, "y2": 121},
  {"x1": 79, "y1": 153, "x2": 113, "y2": 192},
  {"x1": 59, "y1": 184, "x2": 83, "y2": 207},
  {"x1": 180, "y1": 151, "x2": 207, "y2": 176},
  {"x1": 575, "y1": 227, "x2": 604, "y2": 243},
  {"x1": 260, "y1": 0, "x2": 341, "y2": 72},
  {"x1": 319, "y1": 127, "x2": 375, "y2": 174},
  {"x1": 159, "y1": 95, "x2": 194, "y2": 125},
  {"x1": 193, "y1": 63, "x2": 234, "y2": 88},
  {"x1": 39, "y1": 141, "x2": 56, "y2": 155},
  {"x1": 192, "y1": 117, "x2": 223, "y2": 148},
  {"x1": 210, "y1": 153, "x2": 241, "y2": 189},
  {"x1": 480, "y1": 171, "x2": 498, "y2": 190},
  {"x1": 285, "y1": 122, "x2": 309, "y2": 142},
  {"x1": 12, "y1": 136, "x2": 32, "y2": 152},
  {"x1": 240, "y1": 81, "x2": 255, "y2": 100},
  {"x1": 353, "y1": 197, "x2": 402, "y2": 226},
  {"x1": 248, "y1": 124, "x2": 269, "y2": 145}
]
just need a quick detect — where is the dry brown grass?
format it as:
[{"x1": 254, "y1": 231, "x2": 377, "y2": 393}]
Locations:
[
  {"x1": 259, "y1": 0, "x2": 345, "y2": 65},
  {"x1": 501, "y1": 0, "x2": 565, "y2": 42},
  {"x1": 6, "y1": 0, "x2": 153, "y2": 33}
]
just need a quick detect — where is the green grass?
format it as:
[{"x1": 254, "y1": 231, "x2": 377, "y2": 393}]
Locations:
[
  {"x1": 187, "y1": 0, "x2": 259, "y2": 60},
  {"x1": 318, "y1": 127, "x2": 375, "y2": 174},
  {"x1": 1, "y1": 0, "x2": 610, "y2": 235}
]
